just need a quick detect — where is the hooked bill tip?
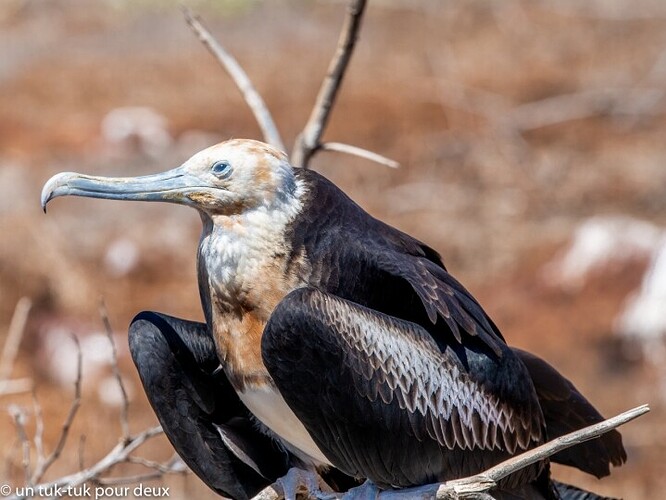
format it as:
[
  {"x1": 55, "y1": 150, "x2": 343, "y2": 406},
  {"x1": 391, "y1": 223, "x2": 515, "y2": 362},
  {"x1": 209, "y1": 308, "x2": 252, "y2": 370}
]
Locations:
[{"x1": 40, "y1": 171, "x2": 74, "y2": 213}]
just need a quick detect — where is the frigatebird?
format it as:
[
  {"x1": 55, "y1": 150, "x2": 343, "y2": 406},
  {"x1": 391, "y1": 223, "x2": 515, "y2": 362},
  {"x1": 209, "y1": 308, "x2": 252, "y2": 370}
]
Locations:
[{"x1": 42, "y1": 140, "x2": 626, "y2": 499}]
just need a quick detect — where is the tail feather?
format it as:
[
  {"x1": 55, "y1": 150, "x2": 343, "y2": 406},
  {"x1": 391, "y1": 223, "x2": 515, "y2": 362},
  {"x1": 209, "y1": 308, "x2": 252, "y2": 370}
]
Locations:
[
  {"x1": 553, "y1": 481, "x2": 619, "y2": 500},
  {"x1": 513, "y1": 348, "x2": 627, "y2": 478}
]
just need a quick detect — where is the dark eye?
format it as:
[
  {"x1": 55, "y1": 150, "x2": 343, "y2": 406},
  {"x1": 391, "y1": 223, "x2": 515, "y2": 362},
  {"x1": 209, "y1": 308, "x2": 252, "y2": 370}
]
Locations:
[{"x1": 211, "y1": 160, "x2": 232, "y2": 178}]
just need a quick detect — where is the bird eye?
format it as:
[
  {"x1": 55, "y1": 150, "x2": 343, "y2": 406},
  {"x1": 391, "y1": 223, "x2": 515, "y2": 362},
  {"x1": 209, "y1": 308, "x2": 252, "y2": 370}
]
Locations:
[{"x1": 211, "y1": 160, "x2": 232, "y2": 179}]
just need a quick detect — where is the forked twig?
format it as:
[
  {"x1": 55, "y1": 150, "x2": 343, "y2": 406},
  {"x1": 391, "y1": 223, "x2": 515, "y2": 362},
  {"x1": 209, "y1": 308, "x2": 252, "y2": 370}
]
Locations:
[
  {"x1": 6, "y1": 333, "x2": 183, "y2": 498},
  {"x1": 7, "y1": 426, "x2": 169, "y2": 500},
  {"x1": 183, "y1": 6, "x2": 285, "y2": 151},
  {"x1": 291, "y1": 0, "x2": 368, "y2": 168},
  {"x1": 30, "y1": 335, "x2": 82, "y2": 485},
  {"x1": 183, "y1": 1, "x2": 397, "y2": 170}
]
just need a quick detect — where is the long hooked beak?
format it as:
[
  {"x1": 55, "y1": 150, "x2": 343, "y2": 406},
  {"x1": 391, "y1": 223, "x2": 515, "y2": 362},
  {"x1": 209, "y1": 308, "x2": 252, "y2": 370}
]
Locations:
[{"x1": 41, "y1": 166, "x2": 201, "y2": 212}]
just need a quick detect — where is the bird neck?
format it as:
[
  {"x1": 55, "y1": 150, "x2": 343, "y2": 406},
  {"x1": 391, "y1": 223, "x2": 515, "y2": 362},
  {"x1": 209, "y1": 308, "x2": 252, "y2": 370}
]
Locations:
[{"x1": 196, "y1": 180, "x2": 309, "y2": 389}]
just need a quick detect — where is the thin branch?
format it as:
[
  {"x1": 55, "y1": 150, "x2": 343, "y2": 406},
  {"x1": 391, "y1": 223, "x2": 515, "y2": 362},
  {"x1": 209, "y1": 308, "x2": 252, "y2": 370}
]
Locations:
[
  {"x1": 8, "y1": 405, "x2": 31, "y2": 485},
  {"x1": 78, "y1": 435, "x2": 86, "y2": 471},
  {"x1": 292, "y1": 0, "x2": 368, "y2": 168},
  {"x1": 411, "y1": 404, "x2": 650, "y2": 500},
  {"x1": 320, "y1": 142, "x2": 400, "y2": 168},
  {"x1": 97, "y1": 454, "x2": 187, "y2": 486},
  {"x1": 0, "y1": 378, "x2": 32, "y2": 397},
  {"x1": 127, "y1": 454, "x2": 181, "y2": 474},
  {"x1": 477, "y1": 404, "x2": 648, "y2": 482},
  {"x1": 251, "y1": 404, "x2": 649, "y2": 500},
  {"x1": 183, "y1": 7, "x2": 285, "y2": 151},
  {"x1": 8, "y1": 426, "x2": 166, "y2": 500},
  {"x1": 95, "y1": 472, "x2": 164, "y2": 487},
  {"x1": 99, "y1": 300, "x2": 130, "y2": 442},
  {"x1": 30, "y1": 335, "x2": 82, "y2": 485},
  {"x1": 0, "y1": 297, "x2": 32, "y2": 382},
  {"x1": 32, "y1": 391, "x2": 45, "y2": 466}
]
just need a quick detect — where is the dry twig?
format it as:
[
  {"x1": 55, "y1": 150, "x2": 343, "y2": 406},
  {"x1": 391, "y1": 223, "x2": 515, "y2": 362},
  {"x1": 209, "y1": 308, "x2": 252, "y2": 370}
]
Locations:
[
  {"x1": 250, "y1": 404, "x2": 649, "y2": 500},
  {"x1": 31, "y1": 392, "x2": 45, "y2": 471},
  {"x1": 5, "y1": 320, "x2": 185, "y2": 498},
  {"x1": 183, "y1": 1, "x2": 397, "y2": 170},
  {"x1": 7, "y1": 426, "x2": 169, "y2": 500},
  {"x1": 9, "y1": 405, "x2": 31, "y2": 484},
  {"x1": 99, "y1": 300, "x2": 131, "y2": 442},
  {"x1": 0, "y1": 297, "x2": 32, "y2": 396},
  {"x1": 320, "y1": 142, "x2": 400, "y2": 168},
  {"x1": 183, "y1": 6, "x2": 285, "y2": 151},
  {"x1": 0, "y1": 378, "x2": 32, "y2": 397},
  {"x1": 30, "y1": 335, "x2": 82, "y2": 485},
  {"x1": 291, "y1": 0, "x2": 367, "y2": 168}
]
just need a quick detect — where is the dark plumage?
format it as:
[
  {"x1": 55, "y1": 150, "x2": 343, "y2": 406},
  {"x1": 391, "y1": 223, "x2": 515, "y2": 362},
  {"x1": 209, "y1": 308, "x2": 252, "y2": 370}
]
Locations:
[{"x1": 41, "y1": 139, "x2": 626, "y2": 499}]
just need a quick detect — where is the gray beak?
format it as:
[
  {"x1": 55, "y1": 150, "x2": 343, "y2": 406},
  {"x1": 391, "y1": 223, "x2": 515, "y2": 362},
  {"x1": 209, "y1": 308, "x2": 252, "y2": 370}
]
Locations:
[{"x1": 41, "y1": 166, "x2": 201, "y2": 212}]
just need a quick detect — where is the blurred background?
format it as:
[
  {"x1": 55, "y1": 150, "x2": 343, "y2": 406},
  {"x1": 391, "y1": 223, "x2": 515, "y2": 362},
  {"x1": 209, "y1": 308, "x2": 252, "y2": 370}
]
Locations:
[{"x1": 1, "y1": 0, "x2": 665, "y2": 498}]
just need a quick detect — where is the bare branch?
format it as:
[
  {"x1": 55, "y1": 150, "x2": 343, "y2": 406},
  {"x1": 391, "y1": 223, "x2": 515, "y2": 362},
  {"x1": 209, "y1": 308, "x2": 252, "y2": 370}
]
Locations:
[
  {"x1": 0, "y1": 378, "x2": 32, "y2": 397},
  {"x1": 251, "y1": 404, "x2": 649, "y2": 500},
  {"x1": 127, "y1": 453, "x2": 182, "y2": 473},
  {"x1": 78, "y1": 435, "x2": 86, "y2": 471},
  {"x1": 0, "y1": 297, "x2": 32, "y2": 383},
  {"x1": 99, "y1": 300, "x2": 130, "y2": 442},
  {"x1": 478, "y1": 404, "x2": 648, "y2": 482},
  {"x1": 292, "y1": 0, "x2": 368, "y2": 168},
  {"x1": 183, "y1": 7, "x2": 285, "y2": 151},
  {"x1": 320, "y1": 142, "x2": 400, "y2": 168},
  {"x1": 95, "y1": 472, "x2": 164, "y2": 487},
  {"x1": 30, "y1": 335, "x2": 82, "y2": 485},
  {"x1": 98, "y1": 454, "x2": 187, "y2": 486},
  {"x1": 8, "y1": 426, "x2": 166, "y2": 500},
  {"x1": 8, "y1": 405, "x2": 31, "y2": 485},
  {"x1": 32, "y1": 391, "x2": 45, "y2": 466}
]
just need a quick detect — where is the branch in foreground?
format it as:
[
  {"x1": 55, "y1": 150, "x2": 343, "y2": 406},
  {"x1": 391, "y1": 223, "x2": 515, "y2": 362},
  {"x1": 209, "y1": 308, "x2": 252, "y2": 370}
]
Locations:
[
  {"x1": 183, "y1": 7, "x2": 285, "y2": 151},
  {"x1": 7, "y1": 426, "x2": 168, "y2": 500},
  {"x1": 251, "y1": 404, "x2": 650, "y2": 500},
  {"x1": 292, "y1": 0, "x2": 368, "y2": 168},
  {"x1": 320, "y1": 142, "x2": 400, "y2": 168},
  {"x1": 431, "y1": 403, "x2": 649, "y2": 499}
]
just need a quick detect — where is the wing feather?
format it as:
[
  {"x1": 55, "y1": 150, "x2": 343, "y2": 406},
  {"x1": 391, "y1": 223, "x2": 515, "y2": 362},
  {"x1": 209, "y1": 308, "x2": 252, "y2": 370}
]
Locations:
[
  {"x1": 263, "y1": 288, "x2": 545, "y2": 488},
  {"x1": 513, "y1": 348, "x2": 627, "y2": 478}
]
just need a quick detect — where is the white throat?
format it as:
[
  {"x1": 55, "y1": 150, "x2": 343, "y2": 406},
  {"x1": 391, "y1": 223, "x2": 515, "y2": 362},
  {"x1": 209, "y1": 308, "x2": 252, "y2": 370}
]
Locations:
[{"x1": 199, "y1": 178, "x2": 306, "y2": 312}]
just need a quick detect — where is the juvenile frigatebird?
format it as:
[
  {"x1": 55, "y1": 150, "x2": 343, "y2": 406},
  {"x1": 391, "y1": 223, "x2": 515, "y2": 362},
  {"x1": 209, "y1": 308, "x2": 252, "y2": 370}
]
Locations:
[{"x1": 42, "y1": 139, "x2": 626, "y2": 499}]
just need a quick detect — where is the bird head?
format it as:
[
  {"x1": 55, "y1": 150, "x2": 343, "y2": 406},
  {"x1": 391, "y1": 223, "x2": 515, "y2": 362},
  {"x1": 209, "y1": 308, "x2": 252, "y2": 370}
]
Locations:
[{"x1": 41, "y1": 139, "x2": 297, "y2": 217}]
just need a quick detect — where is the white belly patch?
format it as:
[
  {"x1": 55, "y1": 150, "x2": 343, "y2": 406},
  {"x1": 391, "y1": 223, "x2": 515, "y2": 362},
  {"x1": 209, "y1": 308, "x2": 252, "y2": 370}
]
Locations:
[{"x1": 238, "y1": 385, "x2": 332, "y2": 466}]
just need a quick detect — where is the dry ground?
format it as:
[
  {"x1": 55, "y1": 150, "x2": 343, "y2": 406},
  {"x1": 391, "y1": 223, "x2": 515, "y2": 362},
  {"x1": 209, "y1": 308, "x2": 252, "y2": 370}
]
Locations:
[{"x1": 1, "y1": 0, "x2": 665, "y2": 498}]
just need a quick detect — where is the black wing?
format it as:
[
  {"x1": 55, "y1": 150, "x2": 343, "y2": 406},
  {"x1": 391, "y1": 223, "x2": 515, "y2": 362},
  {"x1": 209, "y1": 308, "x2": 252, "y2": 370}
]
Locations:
[
  {"x1": 513, "y1": 349, "x2": 627, "y2": 478},
  {"x1": 262, "y1": 288, "x2": 545, "y2": 489},
  {"x1": 129, "y1": 311, "x2": 290, "y2": 499},
  {"x1": 289, "y1": 169, "x2": 505, "y2": 357}
]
